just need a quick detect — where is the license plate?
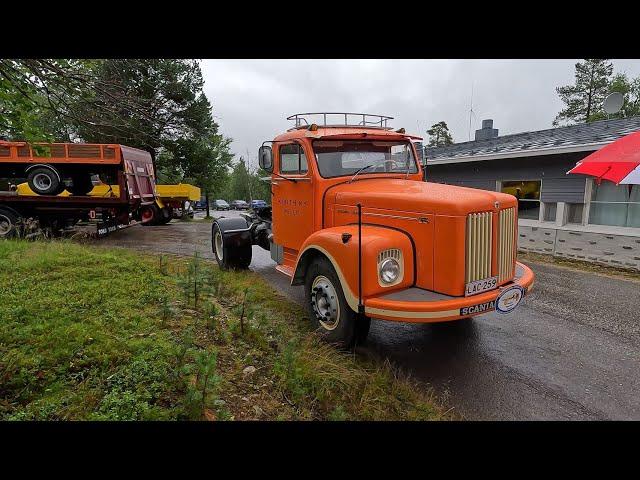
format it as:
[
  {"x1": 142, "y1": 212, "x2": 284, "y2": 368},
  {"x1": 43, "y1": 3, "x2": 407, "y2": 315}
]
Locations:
[{"x1": 465, "y1": 276, "x2": 498, "y2": 296}]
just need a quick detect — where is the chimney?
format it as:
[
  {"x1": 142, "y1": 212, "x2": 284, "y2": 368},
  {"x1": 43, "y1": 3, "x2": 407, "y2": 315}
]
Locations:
[{"x1": 475, "y1": 119, "x2": 499, "y2": 141}]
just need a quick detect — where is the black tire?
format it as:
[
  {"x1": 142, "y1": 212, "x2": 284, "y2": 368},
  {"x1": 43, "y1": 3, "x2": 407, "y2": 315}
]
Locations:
[
  {"x1": 304, "y1": 256, "x2": 368, "y2": 349},
  {"x1": 157, "y1": 207, "x2": 173, "y2": 225},
  {"x1": 212, "y1": 222, "x2": 252, "y2": 270},
  {"x1": 0, "y1": 208, "x2": 20, "y2": 239},
  {"x1": 27, "y1": 167, "x2": 62, "y2": 195},
  {"x1": 140, "y1": 204, "x2": 160, "y2": 226},
  {"x1": 67, "y1": 174, "x2": 94, "y2": 196}
]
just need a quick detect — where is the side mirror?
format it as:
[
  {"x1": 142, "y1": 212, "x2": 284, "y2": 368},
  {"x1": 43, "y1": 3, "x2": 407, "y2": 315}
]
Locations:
[{"x1": 258, "y1": 145, "x2": 273, "y2": 172}]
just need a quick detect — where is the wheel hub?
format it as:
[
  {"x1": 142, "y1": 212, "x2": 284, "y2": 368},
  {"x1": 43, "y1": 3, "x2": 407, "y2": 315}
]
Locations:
[
  {"x1": 311, "y1": 275, "x2": 340, "y2": 330},
  {"x1": 214, "y1": 230, "x2": 224, "y2": 260},
  {"x1": 0, "y1": 215, "x2": 11, "y2": 236},
  {"x1": 33, "y1": 173, "x2": 52, "y2": 191}
]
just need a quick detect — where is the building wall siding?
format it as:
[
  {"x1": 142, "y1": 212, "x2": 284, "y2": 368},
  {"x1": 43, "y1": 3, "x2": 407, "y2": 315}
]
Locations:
[
  {"x1": 426, "y1": 152, "x2": 591, "y2": 203},
  {"x1": 518, "y1": 225, "x2": 640, "y2": 271}
]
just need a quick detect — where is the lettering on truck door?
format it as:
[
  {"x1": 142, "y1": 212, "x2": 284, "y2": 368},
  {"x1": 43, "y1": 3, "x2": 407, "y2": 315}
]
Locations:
[{"x1": 271, "y1": 142, "x2": 314, "y2": 254}]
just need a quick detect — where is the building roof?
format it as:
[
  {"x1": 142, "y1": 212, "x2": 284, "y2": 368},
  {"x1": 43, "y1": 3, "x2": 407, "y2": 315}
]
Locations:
[{"x1": 425, "y1": 116, "x2": 640, "y2": 165}]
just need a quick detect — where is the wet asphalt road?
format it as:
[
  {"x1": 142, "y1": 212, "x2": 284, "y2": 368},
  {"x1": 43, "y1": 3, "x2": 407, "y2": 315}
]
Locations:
[{"x1": 100, "y1": 213, "x2": 640, "y2": 420}]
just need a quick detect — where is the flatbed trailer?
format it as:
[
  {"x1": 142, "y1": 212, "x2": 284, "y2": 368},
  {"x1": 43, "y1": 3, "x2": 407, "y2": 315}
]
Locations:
[
  {"x1": 10, "y1": 181, "x2": 201, "y2": 227},
  {"x1": 0, "y1": 141, "x2": 158, "y2": 238}
]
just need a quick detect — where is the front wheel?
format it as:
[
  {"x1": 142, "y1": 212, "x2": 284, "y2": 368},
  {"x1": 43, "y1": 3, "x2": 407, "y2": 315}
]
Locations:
[
  {"x1": 212, "y1": 222, "x2": 252, "y2": 270},
  {"x1": 304, "y1": 256, "x2": 370, "y2": 349}
]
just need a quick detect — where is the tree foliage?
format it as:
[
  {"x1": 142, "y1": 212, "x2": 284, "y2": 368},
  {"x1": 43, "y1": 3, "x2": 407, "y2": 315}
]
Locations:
[
  {"x1": 219, "y1": 158, "x2": 271, "y2": 202},
  {"x1": 553, "y1": 59, "x2": 614, "y2": 125},
  {"x1": 0, "y1": 59, "x2": 97, "y2": 141},
  {"x1": 593, "y1": 73, "x2": 640, "y2": 120},
  {"x1": 0, "y1": 59, "x2": 233, "y2": 195},
  {"x1": 426, "y1": 121, "x2": 454, "y2": 147}
]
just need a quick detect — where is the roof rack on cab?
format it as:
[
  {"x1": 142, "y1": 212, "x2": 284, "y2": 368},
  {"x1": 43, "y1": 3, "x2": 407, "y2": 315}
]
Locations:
[{"x1": 287, "y1": 112, "x2": 394, "y2": 131}]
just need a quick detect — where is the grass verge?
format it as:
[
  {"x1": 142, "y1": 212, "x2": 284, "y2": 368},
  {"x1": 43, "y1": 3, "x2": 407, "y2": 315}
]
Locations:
[
  {"x1": 518, "y1": 251, "x2": 640, "y2": 283},
  {"x1": 0, "y1": 240, "x2": 448, "y2": 420}
]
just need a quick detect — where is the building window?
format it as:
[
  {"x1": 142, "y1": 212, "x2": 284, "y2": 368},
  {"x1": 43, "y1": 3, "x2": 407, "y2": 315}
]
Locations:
[
  {"x1": 543, "y1": 202, "x2": 557, "y2": 222},
  {"x1": 501, "y1": 180, "x2": 541, "y2": 220},
  {"x1": 588, "y1": 181, "x2": 640, "y2": 228},
  {"x1": 567, "y1": 203, "x2": 584, "y2": 224},
  {"x1": 279, "y1": 144, "x2": 308, "y2": 174}
]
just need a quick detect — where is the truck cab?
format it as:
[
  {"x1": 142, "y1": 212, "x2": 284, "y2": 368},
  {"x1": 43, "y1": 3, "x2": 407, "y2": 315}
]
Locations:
[{"x1": 212, "y1": 113, "x2": 534, "y2": 348}]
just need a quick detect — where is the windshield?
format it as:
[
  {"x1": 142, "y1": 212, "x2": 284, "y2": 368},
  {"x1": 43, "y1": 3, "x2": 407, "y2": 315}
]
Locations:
[{"x1": 313, "y1": 140, "x2": 418, "y2": 179}]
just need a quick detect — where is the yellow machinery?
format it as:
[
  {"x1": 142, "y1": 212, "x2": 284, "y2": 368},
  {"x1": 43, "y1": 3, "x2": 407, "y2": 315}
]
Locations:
[{"x1": 15, "y1": 182, "x2": 201, "y2": 225}]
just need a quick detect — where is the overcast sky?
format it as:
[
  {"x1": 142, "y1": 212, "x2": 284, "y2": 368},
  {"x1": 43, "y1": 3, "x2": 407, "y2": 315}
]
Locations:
[{"x1": 200, "y1": 59, "x2": 640, "y2": 166}]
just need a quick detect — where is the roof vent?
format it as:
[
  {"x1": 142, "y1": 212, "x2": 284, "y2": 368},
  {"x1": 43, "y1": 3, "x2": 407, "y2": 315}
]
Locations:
[{"x1": 475, "y1": 119, "x2": 499, "y2": 141}]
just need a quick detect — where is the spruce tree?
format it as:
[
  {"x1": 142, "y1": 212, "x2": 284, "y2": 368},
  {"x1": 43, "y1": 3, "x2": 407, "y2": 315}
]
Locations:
[
  {"x1": 426, "y1": 121, "x2": 454, "y2": 147},
  {"x1": 553, "y1": 59, "x2": 613, "y2": 125}
]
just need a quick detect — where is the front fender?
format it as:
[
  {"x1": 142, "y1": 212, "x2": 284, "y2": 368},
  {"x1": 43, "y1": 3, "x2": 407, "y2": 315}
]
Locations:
[
  {"x1": 292, "y1": 225, "x2": 415, "y2": 312},
  {"x1": 212, "y1": 216, "x2": 252, "y2": 249}
]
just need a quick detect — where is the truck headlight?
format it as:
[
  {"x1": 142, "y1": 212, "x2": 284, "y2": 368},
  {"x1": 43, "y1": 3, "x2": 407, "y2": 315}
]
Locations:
[{"x1": 379, "y1": 257, "x2": 401, "y2": 285}]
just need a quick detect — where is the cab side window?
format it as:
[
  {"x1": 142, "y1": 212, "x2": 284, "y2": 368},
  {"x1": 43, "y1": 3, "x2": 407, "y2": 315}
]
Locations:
[{"x1": 279, "y1": 144, "x2": 308, "y2": 175}]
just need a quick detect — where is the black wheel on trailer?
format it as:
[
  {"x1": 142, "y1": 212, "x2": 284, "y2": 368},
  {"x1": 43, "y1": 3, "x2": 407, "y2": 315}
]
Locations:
[
  {"x1": 157, "y1": 207, "x2": 173, "y2": 225},
  {"x1": 67, "y1": 174, "x2": 94, "y2": 196},
  {"x1": 140, "y1": 204, "x2": 160, "y2": 226},
  {"x1": 0, "y1": 208, "x2": 21, "y2": 239},
  {"x1": 27, "y1": 166, "x2": 63, "y2": 195},
  {"x1": 212, "y1": 221, "x2": 252, "y2": 270},
  {"x1": 304, "y1": 256, "x2": 368, "y2": 349}
]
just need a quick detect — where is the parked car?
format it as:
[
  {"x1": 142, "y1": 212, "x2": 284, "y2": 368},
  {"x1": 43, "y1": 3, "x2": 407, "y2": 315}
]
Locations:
[
  {"x1": 250, "y1": 199, "x2": 268, "y2": 209},
  {"x1": 213, "y1": 199, "x2": 230, "y2": 211},
  {"x1": 194, "y1": 198, "x2": 208, "y2": 210},
  {"x1": 230, "y1": 200, "x2": 249, "y2": 210}
]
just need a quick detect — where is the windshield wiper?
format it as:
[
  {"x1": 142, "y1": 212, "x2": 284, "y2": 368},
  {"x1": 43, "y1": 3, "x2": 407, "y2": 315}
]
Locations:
[{"x1": 349, "y1": 164, "x2": 375, "y2": 183}]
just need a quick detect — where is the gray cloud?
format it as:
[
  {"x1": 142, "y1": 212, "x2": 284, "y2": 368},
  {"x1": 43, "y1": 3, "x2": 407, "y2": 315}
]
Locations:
[{"x1": 201, "y1": 59, "x2": 640, "y2": 164}]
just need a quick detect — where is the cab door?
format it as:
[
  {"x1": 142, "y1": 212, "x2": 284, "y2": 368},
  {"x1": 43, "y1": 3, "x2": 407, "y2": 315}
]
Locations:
[{"x1": 272, "y1": 142, "x2": 314, "y2": 260}]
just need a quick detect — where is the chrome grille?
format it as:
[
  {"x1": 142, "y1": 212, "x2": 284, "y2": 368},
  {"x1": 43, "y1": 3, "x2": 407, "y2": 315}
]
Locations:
[
  {"x1": 498, "y1": 207, "x2": 517, "y2": 282},
  {"x1": 465, "y1": 212, "x2": 492, "y2": 283}
]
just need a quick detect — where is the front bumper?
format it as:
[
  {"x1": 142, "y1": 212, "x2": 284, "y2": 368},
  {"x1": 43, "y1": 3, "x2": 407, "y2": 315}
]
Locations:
[{"x1": 364, "y1": 261, "x2": 534, "y2": 323}]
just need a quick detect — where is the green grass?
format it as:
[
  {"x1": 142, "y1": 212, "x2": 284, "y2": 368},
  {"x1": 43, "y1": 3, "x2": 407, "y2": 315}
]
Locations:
[
  {"x1": 0, "y1": 240, "x2": 448, "y2": 421},
  {"x1": 518, "y1": 251, "x2": 640, "y2": 282}
]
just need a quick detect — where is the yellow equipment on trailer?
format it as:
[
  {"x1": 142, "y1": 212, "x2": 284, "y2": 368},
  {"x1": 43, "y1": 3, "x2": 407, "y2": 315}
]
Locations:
[{"x1": 14, "y1": 182, "x2": 201, "y2": 226}]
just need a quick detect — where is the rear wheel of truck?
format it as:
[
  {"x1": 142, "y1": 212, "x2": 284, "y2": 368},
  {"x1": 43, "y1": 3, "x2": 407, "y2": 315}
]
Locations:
[
  {"x1": 304, "y1": 256, "x2": 369, "y2": 349},
  {"x1": 157, "y1": 207, "x2": 173, "y2": 225},
  {"x1": 140, "y1": 204, "x2": 160, "y2": 226},
  {"x1": 27, "y1": 166, "x2": 62, "y2": 195},
  {"x1": 212, "y1": 222, "x2": 252, "y2": 270},
  {"x1": 0, "y1": 208, "x2": 20, "y2": 239},
  {"x1": 68, "y1": 174, "x2": 94, "y2": 196}
]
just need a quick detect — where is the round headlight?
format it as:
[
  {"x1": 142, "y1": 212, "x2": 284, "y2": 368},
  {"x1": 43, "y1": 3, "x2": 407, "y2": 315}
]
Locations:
[{"x1": 379, "y1": 257, "x2": 400, "y2": 284}]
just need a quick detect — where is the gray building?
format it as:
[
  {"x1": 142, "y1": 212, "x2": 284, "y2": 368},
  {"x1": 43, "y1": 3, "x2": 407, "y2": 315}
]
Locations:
[{"x1": 425, "y1": 117, "x2": 640, "y2": 271}]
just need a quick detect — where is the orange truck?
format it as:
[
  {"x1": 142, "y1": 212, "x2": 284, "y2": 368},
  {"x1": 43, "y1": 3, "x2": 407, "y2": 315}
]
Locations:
[{"x1": 211, "y1": 113, "x2": 535, "y2": 347}]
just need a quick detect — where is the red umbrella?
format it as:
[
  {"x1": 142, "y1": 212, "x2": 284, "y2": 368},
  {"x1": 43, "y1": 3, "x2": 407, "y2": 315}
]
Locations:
[{"x1": 568, "y1": 130, "x2": 640, "y2": 185}]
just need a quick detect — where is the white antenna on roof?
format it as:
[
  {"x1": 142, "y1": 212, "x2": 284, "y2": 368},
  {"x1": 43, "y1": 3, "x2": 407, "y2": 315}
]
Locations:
[{"x1": 468, "y1": 82, "x2": 474, "y2": 141}]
